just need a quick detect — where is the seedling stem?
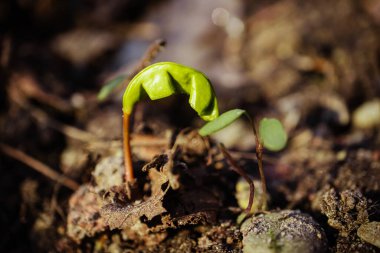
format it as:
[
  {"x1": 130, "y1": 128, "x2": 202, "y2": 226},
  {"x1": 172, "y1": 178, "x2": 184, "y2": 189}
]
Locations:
[
  {"x1": 123, "y1": 112, "x2": 134, "y2": 182},
  {"x1": 219, "y1": 143, "x2": 255, "y2": 213},
  {"x1": 247, "y1": 114, "x2": 268, "y2": 211}
]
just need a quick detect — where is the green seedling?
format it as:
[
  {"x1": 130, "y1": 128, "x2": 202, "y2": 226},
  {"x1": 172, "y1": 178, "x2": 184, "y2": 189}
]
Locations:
[
  {"x1": 199, "y1": 109, "x2": 287, "y2": 211},
  {"x1": 98, "y1": 61, "x2": 286, "y2": 213},
  {"x1": 119, "y1": 62, "x2": 219, "y2": 183}
]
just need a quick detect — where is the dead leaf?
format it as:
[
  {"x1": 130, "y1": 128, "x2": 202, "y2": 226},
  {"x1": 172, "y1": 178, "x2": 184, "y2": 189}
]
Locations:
[
  {"x1": 100, "y1": 154, "x2": 172, "y2": 230},
  {"x1": 100, "y1": 182, "x2": 169, "y2": 230}
]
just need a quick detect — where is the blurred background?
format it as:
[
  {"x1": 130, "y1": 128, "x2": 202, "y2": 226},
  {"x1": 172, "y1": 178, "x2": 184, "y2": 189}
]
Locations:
[{"x1": 1, "y1": 0, "x2": 379, "y2": 251}]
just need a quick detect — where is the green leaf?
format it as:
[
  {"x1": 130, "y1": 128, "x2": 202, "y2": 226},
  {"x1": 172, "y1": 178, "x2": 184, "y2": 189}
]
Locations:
[
  {"x1": 122, "y1": 62, "x2": 219, "y2": 121},
  {"x1": 259, "y1": 118, "x2": 287, "y2": 151},
  {"x1": 97, "y1": 75, "x2": 127, "y2": 101},
  {"x1": 199, "y1": 109, "x2": 245, "y2": 136}
]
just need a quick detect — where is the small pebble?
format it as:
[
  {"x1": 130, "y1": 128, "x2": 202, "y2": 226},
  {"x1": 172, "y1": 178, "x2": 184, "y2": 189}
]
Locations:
[
  {"x1": 353, "y1": 99, "x2": 380, "y2": 129},
  {"x1": 241, "y1": 210, "x2": 327, "y2": 253},
  {"x1": 92, "y1": 155, "x2": 124, "y2": 192},
  {"x1": 357, "y1": 222, "x2": 380, "y2": 248}
]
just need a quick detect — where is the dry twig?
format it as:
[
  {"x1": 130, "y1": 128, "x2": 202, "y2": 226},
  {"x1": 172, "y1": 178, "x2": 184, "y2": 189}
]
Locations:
[
  {"x1": 0, "y1": 143, "x2": 79, "y2": 191},
  {"x1": 103, "y1": 39, "x2": 166, "y2": 100}
]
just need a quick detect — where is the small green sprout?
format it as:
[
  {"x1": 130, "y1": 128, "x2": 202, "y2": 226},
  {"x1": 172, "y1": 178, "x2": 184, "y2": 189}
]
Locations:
[
  {"x1": 118, "y1": 62, "x2": 219, "y2": 183},
  {"x1": 199, "y1": 109, "x2": 287, "y2": 211},
  {"x1": 97, "y1": 75, "x2": 127, "y2": 101},
  {"x1": 199, "y1": 109, "x2": 245, "y2": 136}
]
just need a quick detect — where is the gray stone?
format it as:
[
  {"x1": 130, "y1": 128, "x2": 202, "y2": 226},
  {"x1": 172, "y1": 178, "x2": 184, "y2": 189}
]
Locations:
[{"x1": 241, "y1": 210, "x2": 327, "y2": 253}]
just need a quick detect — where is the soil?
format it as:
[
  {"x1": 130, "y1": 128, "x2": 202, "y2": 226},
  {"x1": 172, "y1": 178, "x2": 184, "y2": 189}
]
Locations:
[{"x1": 1, "y1": 0, "x2": 380, "y2": 252}]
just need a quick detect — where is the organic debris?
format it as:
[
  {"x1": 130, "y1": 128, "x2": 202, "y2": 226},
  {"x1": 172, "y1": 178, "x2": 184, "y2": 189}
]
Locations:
[
  {"x1": 320, "y1": 189, "x2": 378, "y2": 252},
  {"x1": 66, "y1": 130, "x2": 236, "y2": 249}
]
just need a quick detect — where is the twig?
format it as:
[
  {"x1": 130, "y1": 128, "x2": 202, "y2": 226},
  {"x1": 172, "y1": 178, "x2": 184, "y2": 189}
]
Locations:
[
  {"x1": 133, "y1": 39, "x2": 166, "y2": 74},
  {"x1": 26, "y1": 102, "x2": 99, "y2": 143},
  {"x1": 131, "y1": 133, "x2": 169, "y2": 147},
  {"x1": 1, "y1": 35, "x2": 11, "y2": 67},
  {"x1": 12, "y1": 73, "x2": 72, "y2": 113},
  {"x1": 105, "y1": 39, "x2": 166, "y2": 99},
  {"x1": 10, "y1": 89, "x2": 169, "y2": 147},
  {"x1": 0, "y1": 143, "x2": 79, "y2": 191},
  {"x1": 218, "y1": 143, "x2": 254, "y2": 214}
]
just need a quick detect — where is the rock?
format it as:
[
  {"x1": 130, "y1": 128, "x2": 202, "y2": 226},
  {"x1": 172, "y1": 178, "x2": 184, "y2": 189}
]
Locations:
[
  {"x1": 357, "y1": 222, "x2": 380, "y2": 248},
  {"x1": 92, "y1": 155, "x2": 124, "y2": 193},
  {"x1": 353, "y1": 99, "x2": 380, "y2": 129},
  {"x1": 60, "y1": 144, "x2": 89, "y2": 177},
  {"x1": 240, "y1": 210, "x2": 327, "y2": 253}
]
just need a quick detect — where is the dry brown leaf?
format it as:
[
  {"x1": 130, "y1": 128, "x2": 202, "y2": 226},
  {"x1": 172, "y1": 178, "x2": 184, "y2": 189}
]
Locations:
[
  {"x1": 100, "y1": 154, "x2": 172, "y2": 231},
  {"x1": 100, "y1": 182, "x2": 169, "y2": 230}
]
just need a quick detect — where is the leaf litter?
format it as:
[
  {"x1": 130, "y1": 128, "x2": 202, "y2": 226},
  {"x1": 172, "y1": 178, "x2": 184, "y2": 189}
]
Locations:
[{"x1": 67, "y1": 130, "x2": 231, "y2": 248}]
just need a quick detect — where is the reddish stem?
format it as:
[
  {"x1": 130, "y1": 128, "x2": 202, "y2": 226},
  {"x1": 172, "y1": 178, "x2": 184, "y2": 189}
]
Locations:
[
  {"x1": 247, "y1": 114, "x2": 268, "y2": 210},
  {"x1": 255, "y1": 141, "x2": 267, "y2": 210},
  {"x1": 123, "y1": 112, "x2": 134, "y2": 182},
  {"x1": 219, "y1": 143, "x2": 254, "y2": 214}
]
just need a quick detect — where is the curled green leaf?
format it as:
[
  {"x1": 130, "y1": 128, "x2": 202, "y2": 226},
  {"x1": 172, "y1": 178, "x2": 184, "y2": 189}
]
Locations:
[
  {"x1": 199, "y1": 109, "x2": 245, "y2": 136},
  {"x1": 259, "y1": 118, "x2": 287, "y2": 151},
  {"x1": 122, "y1": 62, "x2": 219, "y2": 121},
  {"x1": 97, "y1": 75, "x2": 127, "y2": 101}
]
